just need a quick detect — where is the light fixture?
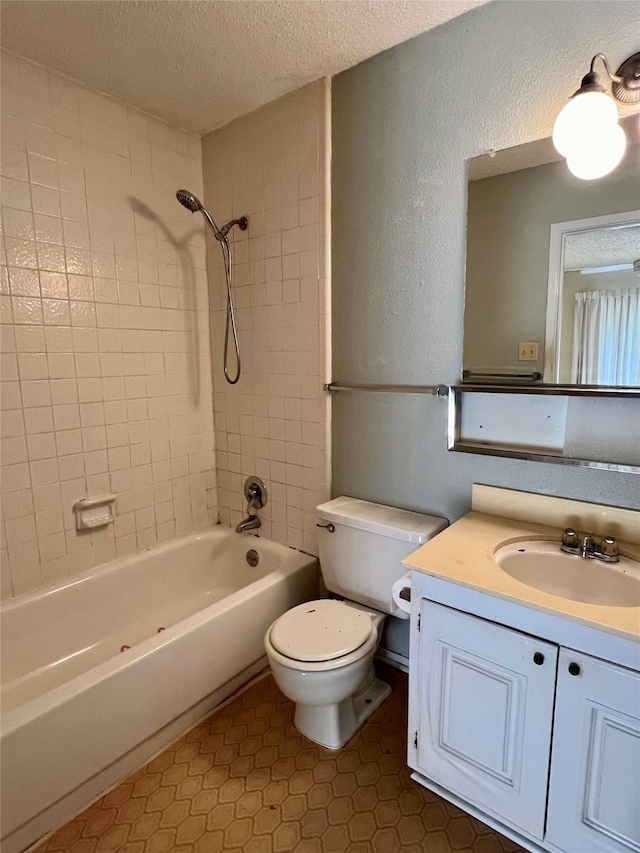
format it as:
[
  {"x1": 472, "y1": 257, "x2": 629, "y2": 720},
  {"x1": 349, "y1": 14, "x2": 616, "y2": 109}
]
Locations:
[
  {"x1": 579, "y1": 263, "x2": 634, "y2": 275},
  {"x1": 552, "y1": 52, "x2": 640, "y2": 180}
]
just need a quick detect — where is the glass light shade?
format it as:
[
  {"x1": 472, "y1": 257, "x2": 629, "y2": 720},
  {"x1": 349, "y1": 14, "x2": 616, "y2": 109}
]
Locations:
[
  {"x1": 565, "y1": 123, "x2": 626, "y2": 180},
  {"x1": 552, "y1": 91, "x2": 619, "y2": 156},
  {"x1": 552, "y1": 90, "x2": 627, "y2": 179}
]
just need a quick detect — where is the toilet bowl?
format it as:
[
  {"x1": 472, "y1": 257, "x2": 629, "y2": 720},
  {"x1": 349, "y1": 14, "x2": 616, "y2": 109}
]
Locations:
[
  {"x1": 264, "y1": 599, "x2": 390, "y2": 750},
  {"x1": 264, "y1": 496, "x2": 448, "y2": 750}
]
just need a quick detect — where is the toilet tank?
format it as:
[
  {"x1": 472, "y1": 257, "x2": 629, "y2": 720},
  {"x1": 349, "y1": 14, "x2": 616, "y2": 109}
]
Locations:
[{"x1": 316, "y1": 496, "x2": 448, "y2": 615}]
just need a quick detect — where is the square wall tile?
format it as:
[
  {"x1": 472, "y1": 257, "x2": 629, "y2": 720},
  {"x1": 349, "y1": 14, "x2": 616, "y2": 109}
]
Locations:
[
  {"x1": 202, "y1": 81, "x2": 330, "y2": 553},
  {"x1": 1, "y1": 50, "x2": 218, "y2": 600}
]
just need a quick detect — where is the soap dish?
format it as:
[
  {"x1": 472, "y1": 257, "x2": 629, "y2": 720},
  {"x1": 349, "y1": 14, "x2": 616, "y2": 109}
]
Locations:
[{"x1": 73, "y1": 494, "x2": 117, "y2": 530}]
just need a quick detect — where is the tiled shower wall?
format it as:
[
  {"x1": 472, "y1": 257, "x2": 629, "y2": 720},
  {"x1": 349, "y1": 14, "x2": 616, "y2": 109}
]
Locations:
[
  {"x1": 0, "y1": 52, "x2": 217, "y2": 598},
  {"x1": 202, "y1": 81, "x2": 331, "y2": 556}
]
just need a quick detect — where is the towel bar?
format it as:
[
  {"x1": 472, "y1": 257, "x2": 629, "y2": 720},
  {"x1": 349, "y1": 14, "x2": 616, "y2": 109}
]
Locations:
[{"x1": 324, "y1": 382, "x2": 448, "y2": 396}]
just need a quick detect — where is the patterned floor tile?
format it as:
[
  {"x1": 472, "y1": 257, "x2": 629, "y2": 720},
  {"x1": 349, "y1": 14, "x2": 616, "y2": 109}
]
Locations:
[{"x1": 36, "y1": 665, "x2": 525, "y2": 852}]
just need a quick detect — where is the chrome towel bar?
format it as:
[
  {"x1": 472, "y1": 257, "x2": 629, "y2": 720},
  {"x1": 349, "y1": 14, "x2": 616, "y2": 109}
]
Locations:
[
  {"x1": 324, "y1": 382, "x2": 448, "y2": 396},
  {"x1": 463, "y1": 369, "x2": 543, "y2": 382}
]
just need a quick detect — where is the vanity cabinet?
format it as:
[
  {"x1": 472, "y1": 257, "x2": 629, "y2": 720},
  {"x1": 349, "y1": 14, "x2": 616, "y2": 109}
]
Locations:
[
  {"x1": 409, "y1": 596, "x2": 640, "y2": 853},
  {"x1": 546, "y1": 650, "x2": 640, "y2": 853}
]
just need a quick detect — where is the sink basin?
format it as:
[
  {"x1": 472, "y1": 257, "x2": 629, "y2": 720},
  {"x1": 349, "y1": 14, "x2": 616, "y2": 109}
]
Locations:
[{"x1": 494, "y1": 541, "x2": 640, "y2": 607}]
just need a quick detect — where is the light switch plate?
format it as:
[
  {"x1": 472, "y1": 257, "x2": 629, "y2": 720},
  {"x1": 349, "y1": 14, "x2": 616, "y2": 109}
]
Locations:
[{"x1": 518, "y1": 342, "x2": 539, "y2": 361}]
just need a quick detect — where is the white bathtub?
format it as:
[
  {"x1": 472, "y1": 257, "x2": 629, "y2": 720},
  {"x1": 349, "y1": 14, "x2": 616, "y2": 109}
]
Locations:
[{"x1": 0, "y1": 527, "x2": 318, "y2": 853}]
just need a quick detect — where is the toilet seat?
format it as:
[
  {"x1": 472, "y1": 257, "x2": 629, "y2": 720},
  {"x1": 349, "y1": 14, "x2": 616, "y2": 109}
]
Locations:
[
  {"x1": 266, "y1": 600, "x2": 379, "y2": 673},
  {"x1": 270, "y1": 599, "x2": 373, "y2": 662}
]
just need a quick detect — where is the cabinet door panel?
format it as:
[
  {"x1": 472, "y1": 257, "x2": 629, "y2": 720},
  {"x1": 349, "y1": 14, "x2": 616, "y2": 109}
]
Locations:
[
  {"x1": 546, "y1": 650, "x2": 640, "y2": 853},
  {"x1": 439, "y1": 646, "x2": 523, "y2": 785},
  {"x1": 416, "y1": 600, "x2": 557, "y2": 840}
]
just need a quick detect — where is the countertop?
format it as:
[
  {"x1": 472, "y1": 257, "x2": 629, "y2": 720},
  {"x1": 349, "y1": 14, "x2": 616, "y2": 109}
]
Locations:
[{"x1": 402, "y1": 511, "x2": 640, "y2": 642}]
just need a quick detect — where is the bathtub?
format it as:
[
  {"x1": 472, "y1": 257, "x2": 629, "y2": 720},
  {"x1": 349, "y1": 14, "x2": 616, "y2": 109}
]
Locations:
[{"x1": 0, "y1": 527, "x2": 318, "y2": 853}]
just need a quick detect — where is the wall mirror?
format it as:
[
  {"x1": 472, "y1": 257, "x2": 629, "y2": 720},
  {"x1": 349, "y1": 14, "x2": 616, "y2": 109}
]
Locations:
[{"x1": 463, "y1": 116, "x2": 640, "y2": 388}]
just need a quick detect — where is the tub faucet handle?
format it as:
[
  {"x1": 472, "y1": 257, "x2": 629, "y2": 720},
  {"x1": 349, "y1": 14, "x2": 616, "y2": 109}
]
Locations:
[
  {"x1": 246, "y1": 488, "x2": 259, "y2": 515},
  {"x1": 237, "y1": 476, "x2": 267, "y2": 534},
  {"x1": 244, "y1": 476, "x2": 267, "y2": 510}
]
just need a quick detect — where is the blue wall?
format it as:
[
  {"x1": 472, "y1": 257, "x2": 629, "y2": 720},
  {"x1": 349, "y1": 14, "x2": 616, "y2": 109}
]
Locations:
[{"x1": 331, "y1": 0, "x2": 640, "y2": 522}]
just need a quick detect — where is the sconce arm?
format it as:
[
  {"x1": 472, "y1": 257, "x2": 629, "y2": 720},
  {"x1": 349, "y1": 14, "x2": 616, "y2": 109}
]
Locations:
[{"x1": 589, "y1": 53, "x2": 623, "y2": 84}]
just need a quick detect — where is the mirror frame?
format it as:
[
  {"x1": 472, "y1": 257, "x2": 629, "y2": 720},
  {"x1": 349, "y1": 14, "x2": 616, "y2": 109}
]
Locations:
[{"x1": 543, "y1": 208, "x2": 640, "y2": 384}]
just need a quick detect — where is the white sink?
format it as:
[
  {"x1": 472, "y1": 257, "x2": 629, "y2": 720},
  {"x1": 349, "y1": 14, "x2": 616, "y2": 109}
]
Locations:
[{"x1": 494, "y1": 541, "x2": 640, "y2": 607}]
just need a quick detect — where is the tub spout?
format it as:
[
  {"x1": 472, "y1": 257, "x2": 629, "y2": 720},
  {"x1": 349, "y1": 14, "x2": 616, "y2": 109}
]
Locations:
[{"x1": 236, "y1": 514, "x2": 261, "y2": 533}]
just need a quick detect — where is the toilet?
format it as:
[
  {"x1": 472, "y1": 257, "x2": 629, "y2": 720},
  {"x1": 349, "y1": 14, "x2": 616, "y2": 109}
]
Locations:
[{"x1": 264, "y1": 496, "x2": 447, "y2": 749}]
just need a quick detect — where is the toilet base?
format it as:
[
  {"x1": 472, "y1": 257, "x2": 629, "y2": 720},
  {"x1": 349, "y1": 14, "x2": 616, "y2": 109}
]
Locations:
[{"x1": 293, "y1": 666, "x2": 391, "y2": 750}]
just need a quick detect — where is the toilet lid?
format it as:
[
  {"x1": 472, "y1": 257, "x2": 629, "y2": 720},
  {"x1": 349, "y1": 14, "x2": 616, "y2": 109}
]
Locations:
[{"x1": 270, "y1": 600, "x2": 373, "y2": 662}]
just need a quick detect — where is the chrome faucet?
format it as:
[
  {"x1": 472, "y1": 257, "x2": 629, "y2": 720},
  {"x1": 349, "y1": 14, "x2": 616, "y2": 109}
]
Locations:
[
  {"x1": 579, "y1": 533, "x2": 595, "y2": 558},
  {"x1": 561, "y1": 528, "x2": 619, "y2": 562},
  {"x1": 236, "y1": 514, "x2": 261, "y2": 533},
  {"x1": 235, "y1": 476, "x2": 267, "y2": 534}
]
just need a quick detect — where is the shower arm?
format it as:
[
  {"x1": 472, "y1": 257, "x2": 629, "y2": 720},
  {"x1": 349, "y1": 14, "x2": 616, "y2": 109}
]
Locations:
[
  {"x1": 199, "y1": 209, "x2": 248, "y2": 243},
  {"x1": 217, "y1": 217, "x2": 248, "y2": 241}
]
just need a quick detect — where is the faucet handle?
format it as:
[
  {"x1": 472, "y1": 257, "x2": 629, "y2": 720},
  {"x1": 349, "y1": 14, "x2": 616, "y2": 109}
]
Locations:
[
  {"x1": 562, "y1": 528, "x2": 579, "y2": 548},
  {"x1": 243, "y1": 476, "x2": 267, "y2": 510},
  {"x1": 600, "y1": 536, "x2": 619, "y2": 559}
]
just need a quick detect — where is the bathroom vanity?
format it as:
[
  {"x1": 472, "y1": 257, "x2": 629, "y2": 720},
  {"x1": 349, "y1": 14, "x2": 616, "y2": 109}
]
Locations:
[{"x1": 403, "y1": 489, "x2": 640, "y2": 853}]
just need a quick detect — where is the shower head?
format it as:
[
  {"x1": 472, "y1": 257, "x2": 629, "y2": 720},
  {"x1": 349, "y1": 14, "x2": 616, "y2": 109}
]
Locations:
[
  {"x1": 176, "y1": 188, "x2": 248, "y2": 245},
  {"x1": 176, "y1": 189, "x2": 202, "y2": 213}
]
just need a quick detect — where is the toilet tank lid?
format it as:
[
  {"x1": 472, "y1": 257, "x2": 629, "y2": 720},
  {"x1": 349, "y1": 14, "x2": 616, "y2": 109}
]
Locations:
[{"x1": 316, "y1": 497, "x2": 448, "y2": 544}]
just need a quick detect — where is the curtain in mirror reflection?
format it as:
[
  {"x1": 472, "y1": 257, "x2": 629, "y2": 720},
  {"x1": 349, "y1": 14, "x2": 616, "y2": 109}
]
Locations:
[{"x1": 571, "y1": 288, "x2": 640, "y2": 385}]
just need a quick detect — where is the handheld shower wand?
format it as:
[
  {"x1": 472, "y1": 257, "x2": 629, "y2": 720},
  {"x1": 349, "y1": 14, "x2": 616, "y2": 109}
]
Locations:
[
  {"x1": 176, "y1": 190, "x2": 248, "y2": 384},
  {"x1": 176, "y1": 190, "x2": 247, "y2": 242}
]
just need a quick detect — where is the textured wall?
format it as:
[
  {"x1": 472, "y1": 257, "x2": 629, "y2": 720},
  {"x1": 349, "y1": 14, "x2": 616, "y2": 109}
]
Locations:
[
  {"x1": 201, "y1": 81, "x2": 331, "y2": 556},
  {"x1": 332, "y1": 0, "x2": 640, "y2": 523},
  {"x1": 0, "y1": 52, "x2": 216, "y2": 599}
]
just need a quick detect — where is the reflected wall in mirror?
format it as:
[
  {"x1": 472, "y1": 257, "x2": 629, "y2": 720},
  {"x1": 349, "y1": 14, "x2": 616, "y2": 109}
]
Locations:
[{"x1": 463, "y1": 117, "x2": 640, "y2": 387}]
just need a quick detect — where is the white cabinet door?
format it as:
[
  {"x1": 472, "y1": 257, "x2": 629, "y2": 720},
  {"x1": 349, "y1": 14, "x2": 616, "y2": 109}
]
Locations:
[
  {"x1": 546, "y1": 650, "x2": 640, "y2": 853},
  {"x1": 414, "y1": 600, "x2": 558, "y2": 840}
]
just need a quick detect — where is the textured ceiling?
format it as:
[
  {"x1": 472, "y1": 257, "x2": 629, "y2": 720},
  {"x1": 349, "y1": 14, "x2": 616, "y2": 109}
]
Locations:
[
  {"x1": 564, "y1": 223, "x2": 640, "y2": 271},
  {"x1": 1, "y1": 0, "x2": 488, "y2": 135}
]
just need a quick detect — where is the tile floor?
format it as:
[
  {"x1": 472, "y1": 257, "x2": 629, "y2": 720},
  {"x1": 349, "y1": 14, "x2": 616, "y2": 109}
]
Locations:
[{"x1": 36, "y1": 665, "x2": 525, "y2": 853}]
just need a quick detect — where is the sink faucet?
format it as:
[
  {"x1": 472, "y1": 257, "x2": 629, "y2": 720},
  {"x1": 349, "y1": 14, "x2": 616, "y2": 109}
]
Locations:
[
  {"x1": 579, "y1": 533, "x2": 595, "y2": 558},
  {"x1": 235, "y1": 476, "x2": 267, "y2": 534},
  {"x1": 561, "y1": 528, "x2": 619, "y2": 562}
]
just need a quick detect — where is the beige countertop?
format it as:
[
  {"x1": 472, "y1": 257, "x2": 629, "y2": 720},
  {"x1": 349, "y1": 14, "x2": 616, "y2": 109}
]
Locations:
[{"x1": 402, "y1": 511, "x2": 640, "y2": 642}]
